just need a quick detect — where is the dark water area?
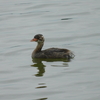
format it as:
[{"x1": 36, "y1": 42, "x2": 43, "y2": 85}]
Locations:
[{"x1": 0, "y1": 0, "x2": 100, "y2": 100}]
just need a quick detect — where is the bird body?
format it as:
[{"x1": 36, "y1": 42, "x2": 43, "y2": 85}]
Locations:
[{"x1": 31, "y1": 34, "x2": 74, "y2": 59}]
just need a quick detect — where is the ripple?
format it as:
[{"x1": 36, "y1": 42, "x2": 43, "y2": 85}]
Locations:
[
  {"x1": 36, "y1": 97, "x2": 48, "y2": 100},
  {"x1": 26, "y1": 4, "x2": 55, "y2": 10},
  {"x1": 61, "y1": 18, "x2": 72, "y2": 20},
  {"x1": 36, "y1": 86, "x2": 47, "y2": 89}
]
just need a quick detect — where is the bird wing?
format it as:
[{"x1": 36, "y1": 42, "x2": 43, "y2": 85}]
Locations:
[{"x1": 34, "y1": 48, "x2": 70, "y2": 58}]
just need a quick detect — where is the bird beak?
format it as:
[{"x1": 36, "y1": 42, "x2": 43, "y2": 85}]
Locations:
[{"x1": 30, "y1": 38, "x2": 38, "y2": 42}]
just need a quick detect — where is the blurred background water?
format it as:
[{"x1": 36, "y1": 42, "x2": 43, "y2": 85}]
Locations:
[{"x1": 0, "y1": 0, "x2": 100, "y2": 100}]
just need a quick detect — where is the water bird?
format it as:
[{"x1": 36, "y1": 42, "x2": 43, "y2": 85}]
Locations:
[{"x1": 30, "y1": 34, "x2": 74, "y2": 59}]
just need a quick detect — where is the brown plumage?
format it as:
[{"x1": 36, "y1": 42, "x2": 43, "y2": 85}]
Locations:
[{"x1": 30, "y1": 34, "x2": 74, "y2": 59}]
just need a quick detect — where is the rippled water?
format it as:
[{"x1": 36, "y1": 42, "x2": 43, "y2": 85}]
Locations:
[{"x1": 0, "y1": 0, "x2": 100, "y2": 100}]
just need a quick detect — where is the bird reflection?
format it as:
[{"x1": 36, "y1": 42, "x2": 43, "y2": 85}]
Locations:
[
  {"x1": 31, "y1": 59, "x2": 46, "y2": 77},
  {"x1": 31, "y1": 58, "x2": 71, "y2": 77}
]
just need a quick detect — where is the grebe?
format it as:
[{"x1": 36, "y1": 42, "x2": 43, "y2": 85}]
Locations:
[{"x1": 30, "y1": 34, "x2": 74, "y2": 59}]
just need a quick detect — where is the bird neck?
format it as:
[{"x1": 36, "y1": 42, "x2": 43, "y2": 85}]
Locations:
[{"x1": 34, "y1": 42, "x2": 44, "y2": 53}]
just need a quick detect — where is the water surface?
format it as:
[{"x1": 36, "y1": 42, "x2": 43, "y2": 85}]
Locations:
[{"x1": 0, "y1": 0, "x2": 100, "y2": 100}]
